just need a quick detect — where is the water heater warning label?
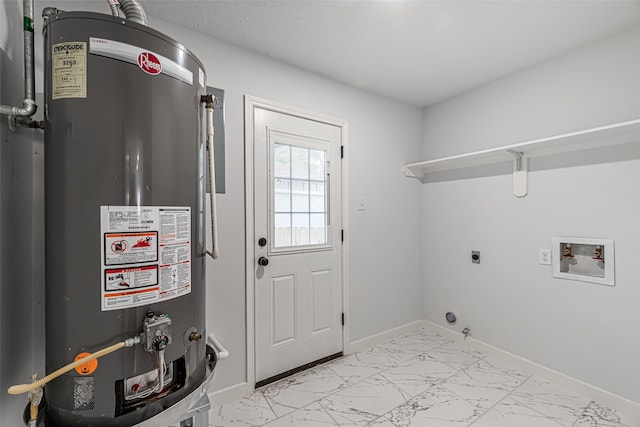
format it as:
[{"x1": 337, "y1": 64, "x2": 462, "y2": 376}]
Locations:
[
  {"x1": 104, "y1": 232, "x2": 158, "y2": 265},
  {"x1": 100, "y1": 206, "x2": 191, "y2": 311},
  {"x1": 52, "y1": 42, "x2": 87, "y2": 100}
]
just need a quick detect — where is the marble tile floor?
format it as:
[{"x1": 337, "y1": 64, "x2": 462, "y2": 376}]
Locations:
[{"x1": 209, "y1": 328, "x2": 633, "y2": 427}]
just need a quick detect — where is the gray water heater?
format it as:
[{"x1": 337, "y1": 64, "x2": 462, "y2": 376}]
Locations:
[{"x1": 43, "y1": 10, "x2": 208, "y2": 426}]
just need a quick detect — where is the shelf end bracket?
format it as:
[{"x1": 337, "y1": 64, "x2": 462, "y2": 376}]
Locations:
[
  {"x1": 511, "y1": 151, "x2": 528, "y2": 198},
  {"x1": 402, "y1": 165, "x2": 423, "y2": 179}
]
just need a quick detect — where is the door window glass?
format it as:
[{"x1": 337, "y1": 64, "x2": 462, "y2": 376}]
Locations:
[{"x1": 273, "y1": 143, "x2": 327, "y2": 248}]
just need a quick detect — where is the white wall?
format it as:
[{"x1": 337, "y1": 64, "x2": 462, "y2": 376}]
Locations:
[
  {"x1": 146, "y1": 16, "x2": 424, "y2": 392},
  {"x1": 422, "y1": 25, "x2": 640, "y2": 404}
]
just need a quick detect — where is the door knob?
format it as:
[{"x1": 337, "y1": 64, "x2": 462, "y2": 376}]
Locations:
[{"x1": 258, "y1": 257, "x2": 269, "y2": 267}]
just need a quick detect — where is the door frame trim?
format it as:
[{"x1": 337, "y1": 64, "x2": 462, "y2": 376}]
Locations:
[{"x1": 244, "y1": 96, "x2": 349, "y2": 392}]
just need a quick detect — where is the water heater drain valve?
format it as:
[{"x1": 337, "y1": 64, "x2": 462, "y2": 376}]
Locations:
[{"x1": 143, "y1": 312, "x2": 172, "y2": 353}]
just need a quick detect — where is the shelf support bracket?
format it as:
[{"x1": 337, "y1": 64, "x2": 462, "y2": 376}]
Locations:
[{"x1": 511, "y1": 151, "x2": 528, "y2": 198}]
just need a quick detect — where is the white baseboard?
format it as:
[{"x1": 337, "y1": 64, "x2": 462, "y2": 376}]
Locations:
[
  {"x1": 423, "y1": 320, "x2": 640, "y2": 421},
  {"x1": 345, "y1": 320, "x2": 424, "y2": 354},
  {"x1": 207, "y1": 381, "x2": 251, "y2": 407}
]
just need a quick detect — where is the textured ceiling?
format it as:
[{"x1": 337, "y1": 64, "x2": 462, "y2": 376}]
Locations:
[{"x1": 142, "y1": 0, "x2": 640, "y2": 107}]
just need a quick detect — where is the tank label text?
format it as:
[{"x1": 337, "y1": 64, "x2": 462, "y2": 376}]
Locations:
[{"x1": 52, "y1": 42, "x2": 87, "y2": 100}]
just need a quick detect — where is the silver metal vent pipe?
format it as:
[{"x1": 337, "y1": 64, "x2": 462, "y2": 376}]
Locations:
[
  {"x1": 106, "y1": 0, "x2": 120, "y2": 17},
  {"x1": 0, "y1": 0, "x2": 37, "y2": 117},
  {"x1": 115, "y1": 0, "x2": 148, "y2": 26}
]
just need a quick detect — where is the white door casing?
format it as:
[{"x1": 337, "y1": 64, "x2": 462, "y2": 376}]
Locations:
[{"x1": 245, "y1": 97, "x2": 348, "y2": 388}]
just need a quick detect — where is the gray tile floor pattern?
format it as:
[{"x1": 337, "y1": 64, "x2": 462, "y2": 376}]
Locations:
[{"x1": 209, "y1": 328, "x2": 633, "y2": 426}]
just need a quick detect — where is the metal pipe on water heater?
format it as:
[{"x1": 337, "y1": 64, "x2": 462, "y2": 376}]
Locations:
[
  {"x1": 0, "y1": 0, "x2": 37, "y2": 118},
  {"x1": 116, "y1": 0, "x2": 148, "y2": 25},
  {"x1": 202, "y1": 95, "x2": 219, "y2": 259}
]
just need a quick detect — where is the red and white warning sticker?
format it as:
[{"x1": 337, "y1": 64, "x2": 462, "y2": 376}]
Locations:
[
  {"x1": 100, "y1": 206, "x2": 191, "y2": 311},
  {"x1": 104, "y1": 232, "x2": 158, "y2": 266},
  {"x1": 104, "y1": 265, "x2": 158, "y2": 291}
]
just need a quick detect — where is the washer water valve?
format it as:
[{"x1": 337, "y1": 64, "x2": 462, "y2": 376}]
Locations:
[
  {"x1": 462, "y1": 327, "x2": 471, "y2": 340},
  {"x1": 143, "y1": 312, "x2": 172, "y2": 353}
]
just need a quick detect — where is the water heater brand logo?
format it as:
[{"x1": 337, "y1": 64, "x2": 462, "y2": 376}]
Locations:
[{"x1": 137, "y1": 52, "x2": 162, "y2": 75}]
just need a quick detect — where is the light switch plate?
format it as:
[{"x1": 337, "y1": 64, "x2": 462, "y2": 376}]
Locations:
[{"x1": 358, "y1": 197, "x2": 366, "y2": 211}]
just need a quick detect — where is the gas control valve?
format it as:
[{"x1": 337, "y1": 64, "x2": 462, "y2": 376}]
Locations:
[{"x1": 143, "y1": 312, "x2": 172, "y2": 353}]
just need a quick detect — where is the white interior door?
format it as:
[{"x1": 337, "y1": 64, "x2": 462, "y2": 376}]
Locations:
[{"x1": 253, "y1": 107, "x2": 343, "y2": 384}]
